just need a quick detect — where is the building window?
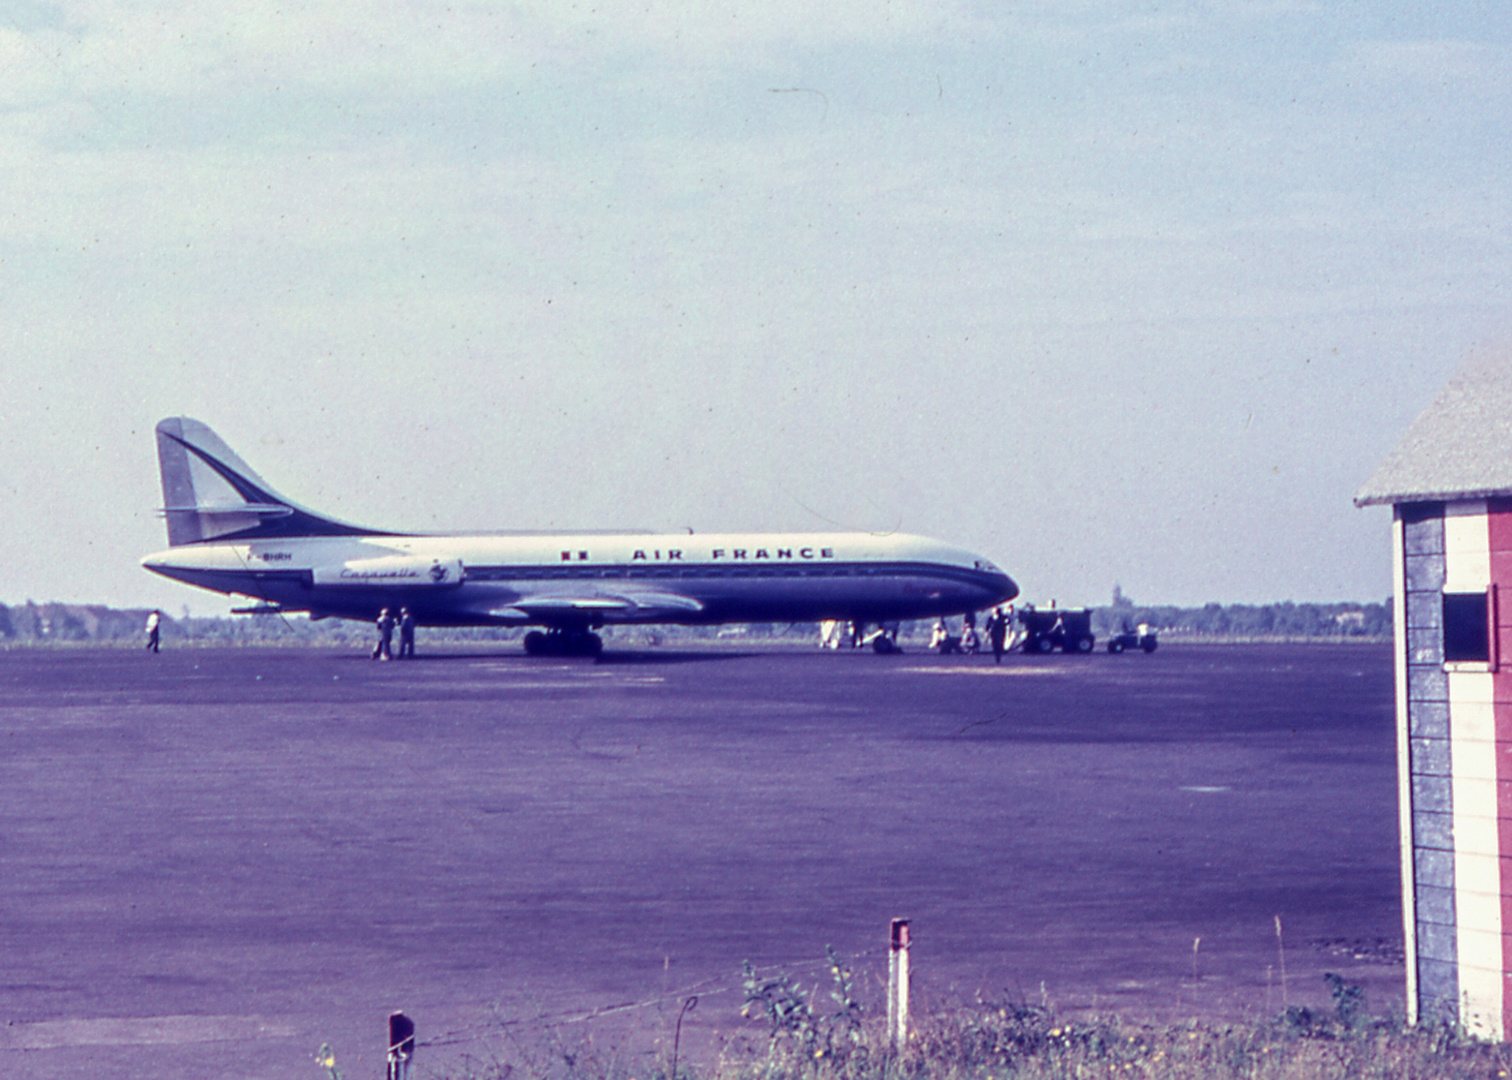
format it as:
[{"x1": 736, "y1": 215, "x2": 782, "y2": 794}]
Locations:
[{"x1": 1443, "y1": 591, "x2": 1490, "y2": 663}]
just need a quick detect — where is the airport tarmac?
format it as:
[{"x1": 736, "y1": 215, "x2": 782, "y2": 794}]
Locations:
[{"x1": 0, "y1": 641, "x2": 1399, "y2": 1079}]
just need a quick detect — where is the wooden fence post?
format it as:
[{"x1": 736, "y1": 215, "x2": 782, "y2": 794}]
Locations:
[{"x1": 887, "y1": 918, "x2": 910, "y2": 1049}]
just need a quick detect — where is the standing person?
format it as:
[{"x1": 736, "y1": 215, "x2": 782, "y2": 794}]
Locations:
[
  {"x1": 398, "y1": 608, "x2": 416, "y2": 658},
  {"x1": 373, "y1": 608, "x2": 395, "y2": 660},
  {"x1": 144, "y1": 609, "x2": 161, "y2": 654},
  {"x1": 961, "y1": 616, "x2": 980, "y2": 654},
  {"x1": 987, "y1": 607, "x2": 1008, "y2": 663}
]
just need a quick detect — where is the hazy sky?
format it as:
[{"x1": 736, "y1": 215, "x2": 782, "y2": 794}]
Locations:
[{"x1": 2, "y1": 1, "x2": 1508, "y2": 614}]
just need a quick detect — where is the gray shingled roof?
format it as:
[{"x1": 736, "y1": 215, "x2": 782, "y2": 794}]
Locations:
[{"x1": 1357, "y1": 351, "x2": 1512, "y2": 506}]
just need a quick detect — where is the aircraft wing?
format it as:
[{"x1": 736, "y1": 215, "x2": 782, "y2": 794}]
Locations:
[{"x1": 493, "y1": 591, "x2": 704, "y2": 623}]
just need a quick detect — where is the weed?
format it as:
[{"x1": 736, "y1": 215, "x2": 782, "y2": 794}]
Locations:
[
  {"x1": 315, "y1": 1042, "x2": 343, "y2": 1080},
  {"x1": 1322, "y1": 972, "x2": 1365, "y2": 1031},
  {"x1": 738, "y1": 947, "x2": 871, "y2": 1075},
  {"x1": 430, "y1": 967, "x2": 1512, "y2": 1080},
  {"x1": 824, "y1": 947, "x2": 864, "y2": 1051},
  {"x1": 741, "y1": 961, "x2": 818, "y2": 1053}
]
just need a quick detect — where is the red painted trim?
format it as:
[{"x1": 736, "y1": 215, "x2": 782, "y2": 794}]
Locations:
[
  {"x1": 1490, "y1": 503, "x2": 1512, "y2": 552},
  {"x1": 1492, "y1": 584, "x2": 1501, "y2": 673},
  {"x1": 1486, "y1": 504, "x2": 1512, "y2": 1028},
  {"x1": 1504, "y1": 843, "x2": 1512, "y2": 1028},
  {"x1": 1500, "y1": 711, "x2": 1512, "y2": 1027}
]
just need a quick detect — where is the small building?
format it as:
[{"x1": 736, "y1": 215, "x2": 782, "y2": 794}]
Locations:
[{"x1": 1357, "y1": 352, "x2": 1512, "y2": 1038}]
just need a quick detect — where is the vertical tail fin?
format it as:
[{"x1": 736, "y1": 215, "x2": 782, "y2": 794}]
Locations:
[{"x1": 155, "y1": 417, "x2": 382, "y2": 546}]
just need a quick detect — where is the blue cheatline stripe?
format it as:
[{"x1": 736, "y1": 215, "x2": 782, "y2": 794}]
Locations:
[
  {"x1": 464, "y1": 560, "x2": 1007, "y2": 589},
  {"x1": 165, "y1": 562, "x2": 1009, "y2": 594}
]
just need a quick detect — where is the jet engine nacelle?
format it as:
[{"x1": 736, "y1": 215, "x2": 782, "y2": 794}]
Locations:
[{"x1": 312, "y1": 556, "x2": 464, "y2": 588}]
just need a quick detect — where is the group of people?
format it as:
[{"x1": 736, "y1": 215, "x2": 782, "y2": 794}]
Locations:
[
  {"x1": 148, "y1": 605, "x2": 420, "y2": 658},
  {"x1": 929, "y1": 605, "x2": 1014, "y2": 662},
  {"x1": 373, "y1": 607, "x2": 417, "y2": 660}
]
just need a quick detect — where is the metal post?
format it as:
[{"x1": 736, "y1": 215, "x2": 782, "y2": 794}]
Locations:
[
  {"x1": 887, "y1": 918, "x2": 910, "y2": 1049},
  {"x1": 671, "y1": 995, "x2": 697, "y2": 1080},
  {"x1": 388, "y1": 1011, "x2": 415, "y2": 1080}
]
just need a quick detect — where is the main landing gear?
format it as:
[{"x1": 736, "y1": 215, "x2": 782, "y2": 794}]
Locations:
[
  {"x1": 856, "y1": 621, "x2": 903, "y2": 654},
  {"x1": 523, "y1": 629, "x2": 604, "y2": 657}
]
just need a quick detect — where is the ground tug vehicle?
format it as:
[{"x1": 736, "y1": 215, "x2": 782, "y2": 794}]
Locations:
[
  {"x1": 1107, "y1": 623, "x2": 1159, "y2": 653},
  {"x1": 1016, "y1": 606, "x2": 1095, "y2": 654}
]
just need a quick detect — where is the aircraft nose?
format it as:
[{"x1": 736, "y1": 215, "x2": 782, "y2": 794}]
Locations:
[{"x1": 989, "y1": 572, "x2": 1019, "y2": 605}]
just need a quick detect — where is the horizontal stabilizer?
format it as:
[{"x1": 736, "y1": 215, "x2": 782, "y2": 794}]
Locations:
[{"x1": 161, "y1": 503, "x2": 294, "y2": 518}]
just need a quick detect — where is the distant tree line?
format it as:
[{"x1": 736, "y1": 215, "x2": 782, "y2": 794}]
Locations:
[
  {"x1": 0, "y1": 603, "x2": 501, "y2": 647},
  {"x1": 0, "y1": 604, "x2": 824, "y2": 647},
  {"x1": 0, "y1": 602, "x2": 157, "y2": 643},
  {"x1": 1088, "y1": 586, "x2": 1392, "y2": 641},
  {"x1": 0, "y1": 594, "x2": 1393, "y2": 647}
]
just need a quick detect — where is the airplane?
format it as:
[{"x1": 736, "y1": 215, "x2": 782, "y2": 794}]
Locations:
[{"x1": 141, "y1": 417, "x2": 1019, "y2": 655}]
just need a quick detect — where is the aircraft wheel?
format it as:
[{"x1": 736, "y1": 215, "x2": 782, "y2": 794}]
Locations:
[
  {"x1": 584, "y1": 632, "x2": 603, "y2": 657},
  {"x1": 524, "y1": 630, "x2": 547, "y2": 655},
  {"x1": 872, "y1": 637, "x2": 897, "y2": 654}
]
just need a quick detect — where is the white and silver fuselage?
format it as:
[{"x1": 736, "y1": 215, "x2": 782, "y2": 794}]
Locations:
[{"x1": 142, "y1": 531, "x2": 1017, "y2": 628}]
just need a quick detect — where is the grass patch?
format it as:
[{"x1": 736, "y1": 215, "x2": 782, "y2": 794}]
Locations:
[{"x1": 429, "y1": 999, "x2": 1510, "y2": 1080}]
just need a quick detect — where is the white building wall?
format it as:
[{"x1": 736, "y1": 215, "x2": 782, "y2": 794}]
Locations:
[{"x1": 1442, "y1": 501, "x2": 1504, "y2": 1039}]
